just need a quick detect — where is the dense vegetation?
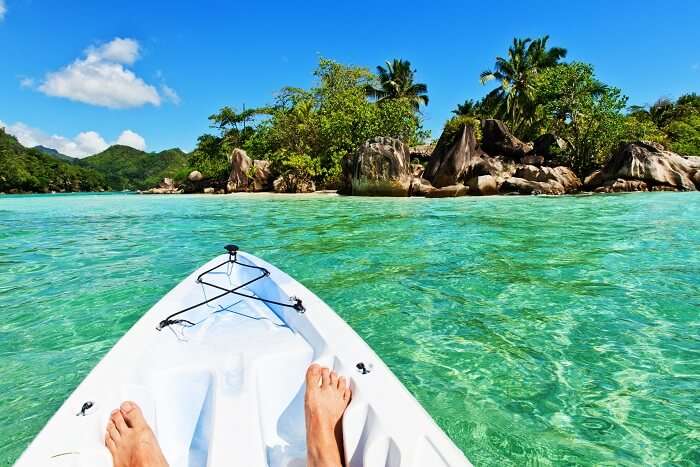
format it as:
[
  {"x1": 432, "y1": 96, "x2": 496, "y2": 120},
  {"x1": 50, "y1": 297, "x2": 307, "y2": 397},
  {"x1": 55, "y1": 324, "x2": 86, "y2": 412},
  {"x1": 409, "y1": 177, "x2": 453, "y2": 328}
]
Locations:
[
  {"x1": 628, "y1": 93, "x2": 700, "y2": 156},
  {"x1": 188, "y1": 39, "x2": 696, "y2": 185},
  {"x1": 33, "y1": 145, "x2": 77, "y2": 163},
  {"x1": 453, "y1": 36, "x2": 699, "y2": 175},
  {"x1": 0, "y1": 128, "x2": 189, "y2": 193},
  {"x1": 79, "y1": 146, "x2": 189, "y2": 190},
  {"x1": 191, "y1": 58, "x2": 428, "y2": 188},
  {"x1": 3, "y1": 37, "x2": 698, "y2": 194},
  {"x1": 0, "y1": 129, "x2": 107, "y2": 193}
]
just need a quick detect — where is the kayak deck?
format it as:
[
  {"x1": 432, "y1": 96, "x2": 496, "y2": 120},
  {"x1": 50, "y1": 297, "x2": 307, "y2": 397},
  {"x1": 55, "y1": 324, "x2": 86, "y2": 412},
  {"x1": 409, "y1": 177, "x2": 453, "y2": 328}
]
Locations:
[
  {"x1": 16, "y1": 251, "x2": 472, "y2": 467},
  {"x1": 145, "y1": 286, "x2": 314, "y2": 466}
]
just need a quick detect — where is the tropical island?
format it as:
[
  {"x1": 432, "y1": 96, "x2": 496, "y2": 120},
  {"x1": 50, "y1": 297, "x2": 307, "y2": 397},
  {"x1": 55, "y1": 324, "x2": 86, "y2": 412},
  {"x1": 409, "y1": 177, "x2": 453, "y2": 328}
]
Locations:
[{"x1": 2, "y1": 36, "x2": 699, "y2": 196}]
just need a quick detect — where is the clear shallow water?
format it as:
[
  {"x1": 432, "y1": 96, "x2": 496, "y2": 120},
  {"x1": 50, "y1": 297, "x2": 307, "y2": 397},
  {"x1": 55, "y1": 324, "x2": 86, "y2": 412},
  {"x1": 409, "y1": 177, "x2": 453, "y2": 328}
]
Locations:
[{"x1": 1, "y1": 192, "x2": 699, "y2": 466}]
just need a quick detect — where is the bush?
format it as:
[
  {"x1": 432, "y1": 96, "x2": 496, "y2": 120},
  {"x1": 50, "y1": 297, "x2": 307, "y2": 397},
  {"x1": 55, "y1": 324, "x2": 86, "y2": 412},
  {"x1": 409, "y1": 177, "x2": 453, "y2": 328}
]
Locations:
[{"x1": 441, "y1": 115, "x2": 482, "y2": 142}]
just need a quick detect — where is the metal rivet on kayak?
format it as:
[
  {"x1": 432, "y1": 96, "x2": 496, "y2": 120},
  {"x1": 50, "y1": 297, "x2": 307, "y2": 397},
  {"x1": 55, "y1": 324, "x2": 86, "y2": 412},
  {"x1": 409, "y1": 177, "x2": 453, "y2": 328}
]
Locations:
[
  {"x1": 356, "y1": 362, "x2": 371, "y2": 374},
  {"x1": 76, "y1": 401, "x2": 94, "y2": 416}
]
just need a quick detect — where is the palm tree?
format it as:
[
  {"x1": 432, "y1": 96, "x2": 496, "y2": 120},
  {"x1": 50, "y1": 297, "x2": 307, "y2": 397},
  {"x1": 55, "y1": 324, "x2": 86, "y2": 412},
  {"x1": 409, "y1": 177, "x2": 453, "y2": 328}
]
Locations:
[
  {"x1": 366, "y1": 59, "x2": 429, "y2": 111},
  {"x1": 629, "y1": 98, "x2": 676, "y2": 129},
  {"x1": 452, "y1": 99, "x2": 479, "y2": 116},
  {"x1": 480, "y1": 35, "x2": 567, "y2": 134}
]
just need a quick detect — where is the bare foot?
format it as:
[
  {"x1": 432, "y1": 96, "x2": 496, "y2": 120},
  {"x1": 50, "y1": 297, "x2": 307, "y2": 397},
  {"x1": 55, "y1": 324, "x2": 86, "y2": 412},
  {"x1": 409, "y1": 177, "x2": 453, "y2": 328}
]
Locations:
[
  {"x1": 305, "y1": 364, "x2": 352, "y2": 467},
  {"x1": 105, "y1": 401, "x2": 169, "y2": 467}
]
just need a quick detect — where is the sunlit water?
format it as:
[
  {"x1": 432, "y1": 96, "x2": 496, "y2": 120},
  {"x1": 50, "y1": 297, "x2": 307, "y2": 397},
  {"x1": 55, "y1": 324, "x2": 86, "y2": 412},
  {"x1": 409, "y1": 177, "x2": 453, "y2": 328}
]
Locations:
[{"x1": 1, "y1": 192, "x2": 698, "y2": 466}]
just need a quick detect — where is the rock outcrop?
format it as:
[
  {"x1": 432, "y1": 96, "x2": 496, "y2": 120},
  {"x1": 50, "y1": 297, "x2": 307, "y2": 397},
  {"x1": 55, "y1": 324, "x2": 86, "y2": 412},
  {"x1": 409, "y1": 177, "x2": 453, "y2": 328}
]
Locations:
[
  {"x1": 421, "y1": 120, "x2": 579, "y2": 196},
  {"x1": 425, "y1": 183, "x2": 469, "y2": 198},
  {"x1": 273, "y1": 174, "x2": 316, "y2": 193},
  {"x1": 342, "y1": 120, "x2": 584, "y2": 197},
  {"x1": 226, "y1": 148, "x2": 273, "y2": 192},
  {"x1": 465, "y1": 174, "x2": 499, "y2": 195},
  {"x1": 481, "y1": 119, "x2": 534, "y2": 159},
  {"x1": 501, "y1": 166, "x2": 581, "y2": 195},
  {"x1": 187, "y1": 170, "x2": 204, "y2": 182},
  {"x1": 423, "y1": 124, "x2": 481, "y2": 188},
  {"x1": 141, "y1": 177, "x2": 183, "y2": 194},
  {"x1": 341, "y1": 137, "x2": 413, "y2": 196},
  {"x1": 584, "y1": 141, "x2": 699, "y2": 192},
  {"x1": 409, "y1": 144, "x2": 435, "y2": 163},
  {"x1": 533, "y1": 133, "x2": 569, "y2": 160}
]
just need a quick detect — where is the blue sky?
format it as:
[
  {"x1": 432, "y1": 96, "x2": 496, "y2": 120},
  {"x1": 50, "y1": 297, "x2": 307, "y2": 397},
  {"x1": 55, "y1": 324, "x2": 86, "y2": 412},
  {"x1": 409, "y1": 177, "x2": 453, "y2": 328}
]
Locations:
[{"x1": 1, "y1": 0, "x2": 699, "y2": 157}]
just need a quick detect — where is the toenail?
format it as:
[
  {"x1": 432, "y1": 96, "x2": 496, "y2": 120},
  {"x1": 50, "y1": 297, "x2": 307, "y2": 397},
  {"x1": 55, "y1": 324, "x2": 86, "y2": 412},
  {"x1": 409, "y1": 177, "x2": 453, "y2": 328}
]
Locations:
[{"x1": 120, "y1": 401, "x2": 133, "y2": 411}]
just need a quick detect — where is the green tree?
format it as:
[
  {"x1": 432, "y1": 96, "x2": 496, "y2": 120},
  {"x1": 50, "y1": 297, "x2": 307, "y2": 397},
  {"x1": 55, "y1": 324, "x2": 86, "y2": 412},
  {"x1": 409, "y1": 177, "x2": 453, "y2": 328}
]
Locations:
[
  {"x1": 534, "y1": 62, "x2": 627, "y2": 175},
  {"x1": 0, "y1": 129, "x2": 107, "y2": 193},
  {"x1": 244, "y1": 58, "x2": 425, "y2": 186},
  {"x1": 629, "y1": 98, "x2": 675, "y2": 128},
  {"x1": 480, "y1": 35, "x2": 567, "y2": 136},
  {"x1": 627, "y1": 93, "x2": 700, "y2": 156},
  {"x1": 365, "y1": 59, "x2": 429, "y2": 111}
]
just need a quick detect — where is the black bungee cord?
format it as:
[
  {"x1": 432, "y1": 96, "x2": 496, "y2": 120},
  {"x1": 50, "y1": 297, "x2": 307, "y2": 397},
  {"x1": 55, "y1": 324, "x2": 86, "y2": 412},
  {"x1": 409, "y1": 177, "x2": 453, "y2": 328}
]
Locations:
[{"x1": 157, "y1": 244, "x2": 304, "y2": 331}]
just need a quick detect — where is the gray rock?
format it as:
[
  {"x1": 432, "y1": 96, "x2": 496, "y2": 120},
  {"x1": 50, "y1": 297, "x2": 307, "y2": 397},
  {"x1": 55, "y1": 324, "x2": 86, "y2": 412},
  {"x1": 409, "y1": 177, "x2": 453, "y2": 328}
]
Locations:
[
  {"x1": 425, "y1": 183, "x2": 469, "y2": 198},
  {"x1": 584, "y1": 141, "x2": 698, "y2": 192},
  {"x1": 466, "y1": 174, "x2": 499, "y2": 195},
  {"x1": 533, "y1": 133, "x2": 568, "y2": 159},
  {"x1": 227, "y1": 148, "x2": 252, "y2": 191},
  {"x1": 226, "y1": 148, "x2": 273, "y2": 192},
  {"x1": 481, "y1": 119, "x2": 534, "y2": 159},
  {"x1": 409, "y1": 144, "x2": 434, "y2": 163},
  {"x1": 409, "y1": 177, "x2": 435, "y2": 196},
  {"x1": 501, "y1": 165, "x2": 581, "y2": 195},
  {"x1": 341, "y1": 137, "x2": 413, "y2": 196},
  {"x1": 273, "y1": 174, "x2": 316, "y2": 193},
  {"x1": 521, "y1": 154, "x2": 545, "y2": 166},
  {"x1": 593, "y1": 178, "x2": 649, "y2": 193},
  {"x1": 424, "y1": 124, "x2": 481, "y2": 188},
  {"x1": 187, "y1": 170, "x2": 204, "y2": 182}
]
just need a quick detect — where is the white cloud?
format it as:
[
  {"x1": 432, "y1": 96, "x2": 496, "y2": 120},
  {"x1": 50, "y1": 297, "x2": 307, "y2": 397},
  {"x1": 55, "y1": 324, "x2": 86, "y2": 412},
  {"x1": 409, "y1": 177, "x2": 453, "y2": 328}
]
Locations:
[
  {"x1": 160, "y1": 84, "x2": 180, "y2": 104},
  {"x1": 19, "y1": 77, "x2": 35, "y2": 88},
  {"x1": 0, "y1": 120, "x2": 147, "y2": 158},
  {"x1": 37, "y1": 37, "x2": 170, "y2": 109},
  {"x1": 115, "y1": 129, "x2": 146, "y2": 151},
  {"x1": 87, "y1": 37, "x2": 140, "y2": 65},
  {"x1": 0, "y1": 1, "x2": 6, "y2": 21}
]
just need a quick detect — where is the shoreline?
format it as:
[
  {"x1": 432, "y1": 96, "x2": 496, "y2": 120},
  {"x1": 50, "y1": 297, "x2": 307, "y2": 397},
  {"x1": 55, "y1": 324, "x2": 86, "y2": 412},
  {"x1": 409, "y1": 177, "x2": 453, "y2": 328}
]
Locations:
[{"x1": 2, "y1": 189, "x2": 699, "y2": 199}]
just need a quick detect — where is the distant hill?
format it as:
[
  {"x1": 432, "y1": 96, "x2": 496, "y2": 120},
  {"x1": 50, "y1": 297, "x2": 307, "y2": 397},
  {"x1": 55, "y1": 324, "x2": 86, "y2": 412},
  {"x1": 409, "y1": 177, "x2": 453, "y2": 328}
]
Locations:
[
  {"x1": 0, "y1": 129, "x2": 107, "y2": 193},
  {"x1": 33, "y1": 145, "x2": 77, "y2": 163},
  {"x1": 78, "y1": 145, "x2": 189, "y2": 190}
]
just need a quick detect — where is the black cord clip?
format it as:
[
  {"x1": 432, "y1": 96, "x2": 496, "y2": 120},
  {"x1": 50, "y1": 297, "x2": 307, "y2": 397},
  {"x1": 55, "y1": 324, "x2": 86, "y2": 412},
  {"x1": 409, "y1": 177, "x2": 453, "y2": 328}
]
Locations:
[
  {"x1": 292, "y1": 298, "x2": 305, "y2": 313},
  {"x1": 76, "y1": 401, "x2": 94, "y2": 416}
]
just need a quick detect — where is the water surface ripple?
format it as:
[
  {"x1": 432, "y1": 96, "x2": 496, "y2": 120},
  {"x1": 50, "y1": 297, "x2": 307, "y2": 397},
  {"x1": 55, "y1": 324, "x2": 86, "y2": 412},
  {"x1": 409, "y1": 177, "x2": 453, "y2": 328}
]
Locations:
[{"x1": 0, "y1": 192, "x2": 699, "y2": 466}]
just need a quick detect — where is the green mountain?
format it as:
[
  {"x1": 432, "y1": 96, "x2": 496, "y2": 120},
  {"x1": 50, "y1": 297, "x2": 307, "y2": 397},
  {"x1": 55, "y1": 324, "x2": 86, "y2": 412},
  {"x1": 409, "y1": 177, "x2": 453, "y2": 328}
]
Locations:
[
  {"x1": 33, "y1": 145, "x2": 77, "y2": 163},
  {"x1": 78, "y1": 145, "x2": 189, "y2": 190},
  {"x1": 0, "y1": 129, "x2": 107, "y2": 193}
]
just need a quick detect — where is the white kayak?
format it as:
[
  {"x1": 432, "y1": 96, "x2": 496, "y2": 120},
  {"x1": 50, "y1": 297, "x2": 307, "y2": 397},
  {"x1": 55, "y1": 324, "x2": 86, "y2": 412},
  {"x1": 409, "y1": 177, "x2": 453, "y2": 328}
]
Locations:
[{"x1": 16, "y1": 246, "x2": 471, "y2": 467}]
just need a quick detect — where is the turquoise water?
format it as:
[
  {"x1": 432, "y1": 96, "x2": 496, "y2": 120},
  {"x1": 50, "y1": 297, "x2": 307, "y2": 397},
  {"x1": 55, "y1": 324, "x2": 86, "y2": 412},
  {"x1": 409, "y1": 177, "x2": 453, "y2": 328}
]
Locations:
[{"x1": 1, "y1": 192, "x2": 699, "y2": 466}]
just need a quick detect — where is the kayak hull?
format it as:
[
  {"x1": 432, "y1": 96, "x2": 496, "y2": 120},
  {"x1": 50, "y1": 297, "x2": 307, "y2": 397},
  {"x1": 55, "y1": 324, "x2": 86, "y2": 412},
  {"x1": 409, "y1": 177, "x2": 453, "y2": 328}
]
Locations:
[{"x1": 15, "y1": 251, "x2": 471, "y2": 467}]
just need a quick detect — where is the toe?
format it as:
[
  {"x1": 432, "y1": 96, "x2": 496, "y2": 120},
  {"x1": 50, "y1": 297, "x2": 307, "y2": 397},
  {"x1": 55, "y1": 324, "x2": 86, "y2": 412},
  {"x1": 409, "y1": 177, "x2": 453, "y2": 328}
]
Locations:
[
  {"x1": 306, "y1": 364, "x2": 322, "y2": 387},
  {"x1": 107, "y1": 421, "x2": 120, "y2": 442},
  {"x1": 321, "y1": 367, "x2": 331, "y2": 387},
  {"x1": 105, "y1": 435, "x2": 117, "y2": 454},
  {"x1": 329, "y1": 371, "x2": 339, "y2": 388},
  {"x1": 338, "y1": 376, "x2": 347, "y2": 391},
  {"x1": 343, "y1": 387, "x2": 352, "y2": 402},
  {"x1": 120, "y1": 401, "x2": 147, "y2": 429},
  {"x1": 111, "y1": 409, "x2": 128, "y2": 433}
]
